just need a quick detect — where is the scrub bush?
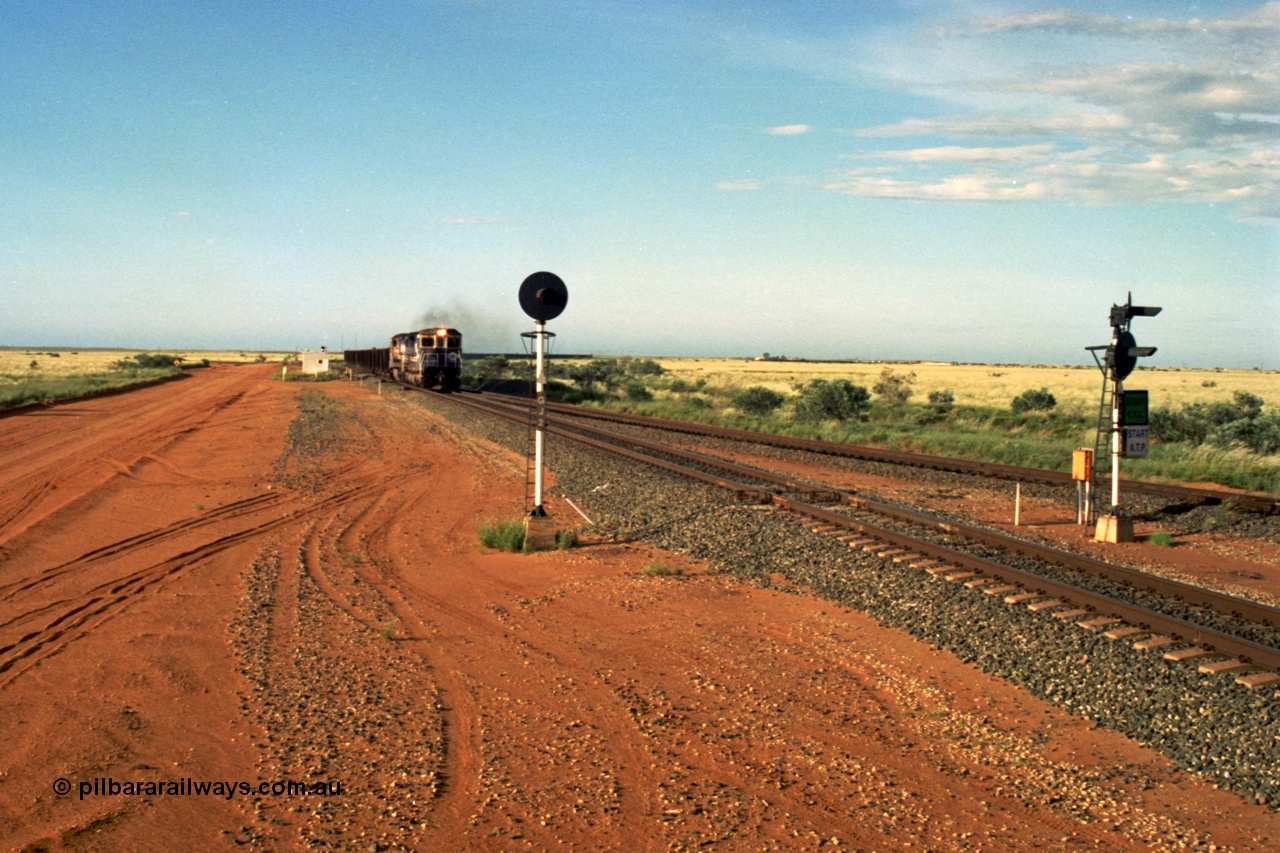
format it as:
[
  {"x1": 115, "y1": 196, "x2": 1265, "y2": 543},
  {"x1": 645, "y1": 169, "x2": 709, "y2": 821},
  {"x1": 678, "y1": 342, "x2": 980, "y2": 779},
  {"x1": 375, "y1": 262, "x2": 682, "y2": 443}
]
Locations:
[
  {"x1": 1011, "y1": 388, "x2": 1057, "y2": 413},
  {"x1": 732, "y1": 386, "x2": 786, "y2": 417},
  {"x1": 794, "y1": 379, "x2": 871, "y2": 423}
]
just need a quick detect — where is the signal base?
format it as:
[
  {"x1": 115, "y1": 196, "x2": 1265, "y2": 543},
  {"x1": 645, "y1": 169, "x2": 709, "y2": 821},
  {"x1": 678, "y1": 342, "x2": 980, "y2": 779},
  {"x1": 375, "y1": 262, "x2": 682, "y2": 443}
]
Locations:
[
  {"x1": 1094, "y1": 513, "x2": 1135, "y2": 544},
  {"x1": 524, "y1": 511, "x2": 557, "y2": 552}
]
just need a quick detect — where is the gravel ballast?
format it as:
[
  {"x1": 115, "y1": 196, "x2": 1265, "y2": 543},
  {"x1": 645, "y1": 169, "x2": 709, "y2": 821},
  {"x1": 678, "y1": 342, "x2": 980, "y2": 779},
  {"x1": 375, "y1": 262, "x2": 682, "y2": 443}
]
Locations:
[{"x1": 410, "y1": 390, "x2": 1280, "y2": 810}]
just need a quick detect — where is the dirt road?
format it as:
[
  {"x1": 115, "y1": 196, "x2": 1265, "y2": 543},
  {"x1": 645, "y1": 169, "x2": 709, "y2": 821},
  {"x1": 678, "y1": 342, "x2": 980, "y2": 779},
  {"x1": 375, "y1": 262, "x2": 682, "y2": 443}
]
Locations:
[{"x1": 1, "y1": 366, "x2": 1277, "y2": 851}]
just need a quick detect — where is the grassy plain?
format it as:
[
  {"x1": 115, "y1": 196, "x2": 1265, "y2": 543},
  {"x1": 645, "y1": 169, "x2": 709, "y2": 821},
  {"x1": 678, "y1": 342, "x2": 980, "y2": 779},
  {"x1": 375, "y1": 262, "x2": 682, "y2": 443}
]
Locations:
[
  {"x1": 546, "y1": 357, "x2": 1280, "y2": 494},
  {"x1": 0, "y1": 348, "x2": 290, "y2": 409},
  {"x1": 647, "y1": 358, "x2": 1280, "y2": 415}
]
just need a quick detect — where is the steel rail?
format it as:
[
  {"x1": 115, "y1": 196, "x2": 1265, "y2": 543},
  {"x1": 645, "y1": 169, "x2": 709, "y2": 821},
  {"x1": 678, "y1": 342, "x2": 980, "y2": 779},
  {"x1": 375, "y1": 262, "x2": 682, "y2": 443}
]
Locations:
[
  {"x1": 443, "y1": 390, "x2": 1280, "y2": 668},
  {"x1": 844, "y1": 497, "x2": 1280, "y2": 629},
  {"x1": 503, "y1": 396, "x2": 1278, "y2": 515},
  {"x1": 776, "y1": 499, "x2": 1280, "y2": 670},
  {"x1": 429, "y1": 390, "x2": 775, "y2": 501},
  {"x1": 466, "y1": 392, "x2": 1280, "y2": 629}
]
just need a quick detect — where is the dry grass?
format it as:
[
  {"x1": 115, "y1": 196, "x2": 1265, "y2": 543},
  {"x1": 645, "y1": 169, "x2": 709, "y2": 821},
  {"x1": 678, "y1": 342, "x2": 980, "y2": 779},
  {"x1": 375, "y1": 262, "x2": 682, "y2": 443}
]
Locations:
[
  {"x1": 548, "y1": 356, "x2": 1280, "y2": 491},
  {"x1": 0, "y1": 348, "x2": 293, "y2": 409},
  {"x1": 641, "y1": 358, "x2": 1280, "y2": 413},
  {"x1": 0, "y1": 348, "x2": 287, "y2": 376}
]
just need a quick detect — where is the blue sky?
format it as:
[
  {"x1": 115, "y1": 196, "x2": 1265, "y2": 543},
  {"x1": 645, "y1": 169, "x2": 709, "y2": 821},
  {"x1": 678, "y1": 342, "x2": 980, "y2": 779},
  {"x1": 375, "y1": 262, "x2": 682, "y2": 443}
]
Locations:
[{"x1": 2, "y1": 1, "x2": 1277, "y2": 367}]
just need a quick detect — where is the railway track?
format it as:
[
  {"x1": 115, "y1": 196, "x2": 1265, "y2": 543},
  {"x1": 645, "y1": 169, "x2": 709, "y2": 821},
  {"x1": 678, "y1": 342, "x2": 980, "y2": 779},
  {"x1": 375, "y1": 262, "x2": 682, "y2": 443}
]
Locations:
[
  {"x1": 398, "y1": 383, "x2": 1280, "y2": 690},
  {"x1": 474, "y1": 393, "x2": 1278, "y2": 515}
]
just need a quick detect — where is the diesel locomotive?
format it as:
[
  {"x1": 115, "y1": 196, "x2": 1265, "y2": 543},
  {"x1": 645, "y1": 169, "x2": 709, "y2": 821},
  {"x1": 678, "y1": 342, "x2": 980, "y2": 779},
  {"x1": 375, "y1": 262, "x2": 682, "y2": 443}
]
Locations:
[{"x1": 344, "y1": 326, "x2": 462, "y2": 391}]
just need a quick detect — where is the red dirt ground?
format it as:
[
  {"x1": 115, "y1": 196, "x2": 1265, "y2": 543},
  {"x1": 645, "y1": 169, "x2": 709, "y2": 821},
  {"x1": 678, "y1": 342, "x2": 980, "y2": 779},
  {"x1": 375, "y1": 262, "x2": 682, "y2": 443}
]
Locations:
[{"x1": 1, "y1": 364, "x2": 1278, "y2": 851}]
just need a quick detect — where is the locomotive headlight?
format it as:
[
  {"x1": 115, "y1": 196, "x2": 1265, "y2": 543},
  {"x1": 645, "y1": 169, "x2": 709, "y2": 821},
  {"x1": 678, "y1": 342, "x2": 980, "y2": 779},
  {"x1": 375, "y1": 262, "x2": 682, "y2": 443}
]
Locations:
[{"x1": 437, "y1": 328, "x2": 448, "y2": 336}]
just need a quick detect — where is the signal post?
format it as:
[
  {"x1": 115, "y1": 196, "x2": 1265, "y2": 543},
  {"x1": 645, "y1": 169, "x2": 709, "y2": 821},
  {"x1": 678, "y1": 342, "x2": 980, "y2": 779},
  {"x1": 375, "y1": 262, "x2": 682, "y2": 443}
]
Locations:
[
  {"x1": 1087, "y1": 294, "x2": 1160, "y2": 543},
  {"x1": 518, "y1": 272, "x2": 569, "y2": 552}
]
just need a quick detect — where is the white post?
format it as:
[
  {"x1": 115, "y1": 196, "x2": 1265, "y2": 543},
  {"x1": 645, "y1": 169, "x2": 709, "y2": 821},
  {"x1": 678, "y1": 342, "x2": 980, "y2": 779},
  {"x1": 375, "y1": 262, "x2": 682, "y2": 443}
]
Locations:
[
  {"x1": 1111, "y1": 377, "x2": 1123, "y2": 511},
  {"x1": 1015, "y1": 482, "x2": 1021, "y2": 526},
  {"x1": 534, "y1": 320, "x2": 547, "y2": 512}
]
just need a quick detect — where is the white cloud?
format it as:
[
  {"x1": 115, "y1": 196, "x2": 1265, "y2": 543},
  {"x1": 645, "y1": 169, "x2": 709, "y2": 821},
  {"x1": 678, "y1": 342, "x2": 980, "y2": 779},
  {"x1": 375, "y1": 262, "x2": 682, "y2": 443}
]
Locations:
[
  {"x1": 852, "y1": 143, "x2": 1057, "y2": 165},
  {"x1": 825, "y1": 172, "x2": 1049, "y2": 202},
  {"x1": 853, "y1": 113, "x2": 1132, "y2": 139},
  {"x1": 1001, "y1": 63, "x2": 1280, "y2": 136},
  {"x1": 827, "y1": 146, "x2": 1280, "y2": 218},
  {"x1": 967, "y1": 2, "x2": 1280, "y2": 45},
  {"x1": 765, "y1": 124, "x2": 811, "y2": 136},
  {"x1": 714, "y1": 179, "x2": 761, "y2": 191},
  {"x1": 825, "y1": 3, "x2": 1280, "y2": 221}
]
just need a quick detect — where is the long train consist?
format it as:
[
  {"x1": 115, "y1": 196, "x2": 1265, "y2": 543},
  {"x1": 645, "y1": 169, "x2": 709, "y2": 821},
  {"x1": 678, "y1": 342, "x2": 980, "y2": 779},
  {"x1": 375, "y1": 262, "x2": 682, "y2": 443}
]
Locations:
[{"x1": 344, "y1": 326, "x2": 463, "y2": 391}]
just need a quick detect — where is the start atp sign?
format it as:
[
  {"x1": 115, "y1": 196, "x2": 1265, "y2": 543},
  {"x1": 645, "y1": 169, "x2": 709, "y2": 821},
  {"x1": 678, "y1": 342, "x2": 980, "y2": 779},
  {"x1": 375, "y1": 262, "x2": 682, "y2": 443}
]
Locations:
[{"x1": 1124, "y1": 426, "x2": 1150, "y2": 458}]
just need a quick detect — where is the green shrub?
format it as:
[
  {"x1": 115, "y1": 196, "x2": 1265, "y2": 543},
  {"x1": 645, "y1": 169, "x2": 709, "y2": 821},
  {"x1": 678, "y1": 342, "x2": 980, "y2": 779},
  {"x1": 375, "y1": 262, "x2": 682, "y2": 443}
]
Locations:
[
  {"x1": 927, "y1": 389, "x2": 955, "y2": 412},
  {"x1": 465, "y1": 355, "x2": 518, "y2": 386},
  {"x1": 1148, "y1": 531, "x2": 1175, "y2": 547},
  {"x1": 115, "y1": 353, "x2": 183, "y2": 370},
  {"x1": 545, "y1": 378, "x2": 594, "y2": 403},
  {"x1": 624, "y1": 381, "x2": 653, "y2": 401},
  {"x1": 478, "y1": 518, "x2": 526, "y2": 552},
  {"x1": 555, "y1": 529, "x2": 578, "y2": 550},
  {"x1": 873, "y1": 367, "x2": 916, "y2": 404},
  {"x1": 1150, "y1": 391, "x2": 1279, "y2": 454},
  {"x1": 794, "y1": 379, "x2": 871, "y2": 423},
  {"x1": 623, "y1": 358, "x2": 665, "y2": 377},
  {"x1": 642, "y1": 562, "x2": 682, "y2": 577},
  {"x1": 569, "y1": 359, "x2": 626, "y2": 392},
  {"x1": 1011, "y1": 388, "x2": 1057, "y2": 413},
  {"x1": 732, "y1": 385, "x2": 786, "y2": 417}
]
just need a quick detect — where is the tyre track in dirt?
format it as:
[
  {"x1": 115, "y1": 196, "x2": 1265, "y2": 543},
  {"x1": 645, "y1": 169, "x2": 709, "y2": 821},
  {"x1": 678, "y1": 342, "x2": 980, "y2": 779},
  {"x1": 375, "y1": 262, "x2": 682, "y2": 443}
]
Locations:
[
  {"x1": 232, "y1": 391, "x2": 650, "y2": 847},
  {"x1": 288, "y1": 409, "x2": 493, "y2": 840},
  {"x1": 0, "y1": 369, "x2": 260, "y2": 547},
  {"x1": 233, "y1": 516, "x2": 450, "y2": 848},
  {"x1": 325, "y1": 399, "x2": 774, "y2": 848},
  {"x1": 0, "y1": 484, "x2": 379, "y2": 687},
  {"x1": 0, "y1": 492, "x2": 281, "y2": 601},
  {"x1": 0, "y1": 366, "x2": 370, "y2": 689}
]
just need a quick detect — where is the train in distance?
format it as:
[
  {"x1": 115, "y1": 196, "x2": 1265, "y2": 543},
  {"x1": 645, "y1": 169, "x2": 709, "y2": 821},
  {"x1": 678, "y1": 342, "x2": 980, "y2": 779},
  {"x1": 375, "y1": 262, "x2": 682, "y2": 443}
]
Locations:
[{"x1": 344, "y1": 326, "x2": 462, "y2": 391}]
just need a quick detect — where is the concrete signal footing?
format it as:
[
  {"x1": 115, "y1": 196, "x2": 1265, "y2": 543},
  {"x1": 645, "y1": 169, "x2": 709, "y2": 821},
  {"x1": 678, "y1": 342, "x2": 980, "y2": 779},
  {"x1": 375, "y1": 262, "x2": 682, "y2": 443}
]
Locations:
[
  {"x1": 524, "y1": 514, "x2": 557, "y2": 552},
  {"x1": 1095, "y1": 514, "x2": 1135, "y2": 543}
]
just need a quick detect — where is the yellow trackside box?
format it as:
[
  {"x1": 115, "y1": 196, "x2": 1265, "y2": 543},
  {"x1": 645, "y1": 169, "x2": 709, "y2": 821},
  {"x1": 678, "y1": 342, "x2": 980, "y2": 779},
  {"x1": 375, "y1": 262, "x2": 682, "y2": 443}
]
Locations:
[{"x1": 1072, "y1": 448, "x2": 1094, "y2": 481}]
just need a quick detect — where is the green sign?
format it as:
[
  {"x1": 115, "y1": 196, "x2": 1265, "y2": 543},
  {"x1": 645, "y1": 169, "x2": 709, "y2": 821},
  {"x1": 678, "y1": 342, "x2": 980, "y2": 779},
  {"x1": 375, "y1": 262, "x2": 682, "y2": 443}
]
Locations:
[{"x1": 1122, "y1": 390, "x2": 1149, "y2": 426}]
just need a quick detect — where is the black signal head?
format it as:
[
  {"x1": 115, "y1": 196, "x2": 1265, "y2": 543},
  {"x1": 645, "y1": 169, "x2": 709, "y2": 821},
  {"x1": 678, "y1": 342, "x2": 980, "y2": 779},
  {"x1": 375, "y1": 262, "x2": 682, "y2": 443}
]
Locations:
[
  {"x1": 1113, "y1": 330, "x2": 1139, "y2": 381},
  {"x1": 519, "y1": 271, "x2": 569, "y2": 322}
]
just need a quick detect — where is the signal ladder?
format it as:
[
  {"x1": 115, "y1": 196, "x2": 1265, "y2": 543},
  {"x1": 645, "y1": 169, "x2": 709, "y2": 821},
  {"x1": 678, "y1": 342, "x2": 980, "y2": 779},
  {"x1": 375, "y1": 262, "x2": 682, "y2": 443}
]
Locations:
[{"x1": 1088, "y1": 368, "x2": 1112, "y2": 526}]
